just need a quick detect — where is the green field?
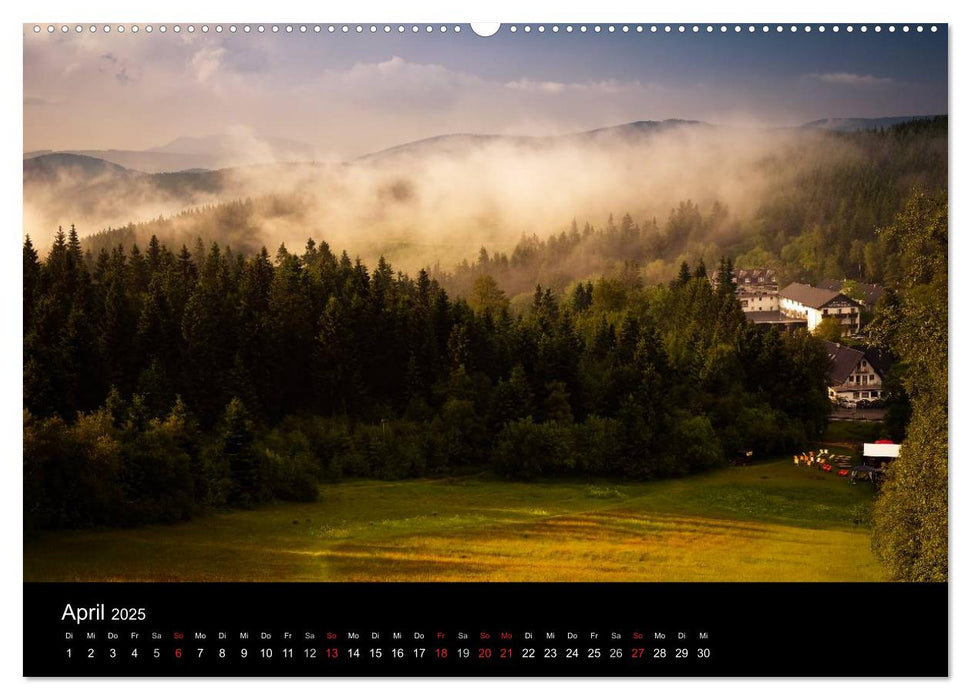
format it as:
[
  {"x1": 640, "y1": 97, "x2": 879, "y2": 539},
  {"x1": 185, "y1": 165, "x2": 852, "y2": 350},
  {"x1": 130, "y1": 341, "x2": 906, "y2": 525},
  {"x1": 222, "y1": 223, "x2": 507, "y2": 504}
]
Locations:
[
  {"x1": 822, "y1": 420, "x2": 884, "y2": 444},
  {"x1": 23, "y1": 459, "x2": 884, "y2": 582}
]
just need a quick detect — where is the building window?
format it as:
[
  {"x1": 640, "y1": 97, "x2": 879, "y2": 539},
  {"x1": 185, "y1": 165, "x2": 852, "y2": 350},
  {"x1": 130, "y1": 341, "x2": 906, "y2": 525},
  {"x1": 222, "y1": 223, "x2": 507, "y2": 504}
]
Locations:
[{"x1": 870, "y1": 374, "x2": 875, "y2": 381}]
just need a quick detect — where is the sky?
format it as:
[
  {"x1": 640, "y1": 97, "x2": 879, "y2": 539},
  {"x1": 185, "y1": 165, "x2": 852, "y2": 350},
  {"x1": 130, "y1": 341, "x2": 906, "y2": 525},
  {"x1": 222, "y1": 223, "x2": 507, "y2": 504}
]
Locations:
[{"x1": 23, "y1": 23, "x2": 948, "y2": 158}]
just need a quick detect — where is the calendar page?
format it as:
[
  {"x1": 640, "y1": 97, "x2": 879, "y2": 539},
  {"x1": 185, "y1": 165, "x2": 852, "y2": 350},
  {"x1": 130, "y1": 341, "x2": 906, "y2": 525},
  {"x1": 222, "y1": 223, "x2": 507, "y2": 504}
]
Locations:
[{"x1": 22, "y1": 19, "x2": 948, "y2": 677}]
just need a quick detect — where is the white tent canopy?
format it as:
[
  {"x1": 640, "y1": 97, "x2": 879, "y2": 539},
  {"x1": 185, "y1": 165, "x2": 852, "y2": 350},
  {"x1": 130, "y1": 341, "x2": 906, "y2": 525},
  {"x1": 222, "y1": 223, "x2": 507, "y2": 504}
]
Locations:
[{"x1": 864, "y1": 443, "x2": 901, "y2": 459}]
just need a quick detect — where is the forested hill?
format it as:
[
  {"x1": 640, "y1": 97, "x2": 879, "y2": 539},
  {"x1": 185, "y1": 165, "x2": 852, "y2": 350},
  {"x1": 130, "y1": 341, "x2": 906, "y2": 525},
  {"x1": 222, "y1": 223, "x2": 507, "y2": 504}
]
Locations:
[
  {"x1": 439, "y1": 116, "x2": 947, "y2": 299},
  {"x1": 73, "y1": 116, "x2": 946, "y2": 301},
  {"x1": 25, "y1": 223, "x2": 832, "y2": 529}
]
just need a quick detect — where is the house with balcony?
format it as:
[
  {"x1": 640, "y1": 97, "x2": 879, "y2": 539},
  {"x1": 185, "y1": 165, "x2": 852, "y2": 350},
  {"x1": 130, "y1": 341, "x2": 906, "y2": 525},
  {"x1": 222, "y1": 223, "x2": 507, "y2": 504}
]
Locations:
[
  {"x1": 778, "y1": 283, "x2": 861, "y2": 335},
  {"x1": 823, "y1": 340, "x2": 891, "y2": 406},
  {"x1": 817, "y1": 278, "x2": 886, "y2": 310}
]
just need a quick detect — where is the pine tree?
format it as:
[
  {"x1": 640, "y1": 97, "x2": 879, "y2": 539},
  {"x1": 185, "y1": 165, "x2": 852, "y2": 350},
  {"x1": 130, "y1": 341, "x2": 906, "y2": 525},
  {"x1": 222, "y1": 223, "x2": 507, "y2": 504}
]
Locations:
[
  {"x1": 675, "y1": 261, "x2": 691, "y2": 287},
  {"x1": 23, "y1": 235, "x2": 40, "y2": 326},
  {"x1": 221, "y1": 397, "x2": 260, "y2": 505}
]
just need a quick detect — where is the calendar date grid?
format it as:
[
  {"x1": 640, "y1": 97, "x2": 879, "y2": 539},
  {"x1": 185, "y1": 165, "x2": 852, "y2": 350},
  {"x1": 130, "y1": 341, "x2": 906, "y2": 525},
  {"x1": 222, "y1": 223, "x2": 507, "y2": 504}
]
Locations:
[{"x1": 62, "y1": 626, "x2": 713, "y2": 668}]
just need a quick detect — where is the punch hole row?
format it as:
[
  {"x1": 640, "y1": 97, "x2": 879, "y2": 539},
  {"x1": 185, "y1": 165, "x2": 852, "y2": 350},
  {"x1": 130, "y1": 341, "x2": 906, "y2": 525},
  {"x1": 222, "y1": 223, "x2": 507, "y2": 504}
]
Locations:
[{"x1": 31, "y1": 24, "x2": 939, "y2": 35}]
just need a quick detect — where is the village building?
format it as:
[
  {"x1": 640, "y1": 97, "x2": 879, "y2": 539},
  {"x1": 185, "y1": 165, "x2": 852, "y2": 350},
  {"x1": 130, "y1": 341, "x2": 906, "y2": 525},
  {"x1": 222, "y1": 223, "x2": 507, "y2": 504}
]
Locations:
[
  {"x1": 732, "y1": 268, "x2": 779, "y2": 293},
  {"x1": 823, "y1": 340, "x2": 891, "y2": 406},
  {"x1": 778, "y1": 282, "x2": 862, "y2": 335},
  {"x1": 708, "y1": 268, "x2": 791, "y2": 328},
  {"x1": 709, "y1": 267, "x2": 778, "y2": 293},
  {"x1": 737, "y1": 290, "x2": 779, "y2": 313},
  {"x1": 817, "y1": 278, "x2": 886, "y2": 310}
]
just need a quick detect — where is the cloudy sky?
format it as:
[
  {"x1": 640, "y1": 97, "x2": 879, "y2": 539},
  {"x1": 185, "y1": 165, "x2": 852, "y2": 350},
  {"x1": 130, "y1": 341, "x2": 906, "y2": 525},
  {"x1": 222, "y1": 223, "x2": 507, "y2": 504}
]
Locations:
[{"x1": 23, "y1": 24, "x2": 948, "y2": 157}]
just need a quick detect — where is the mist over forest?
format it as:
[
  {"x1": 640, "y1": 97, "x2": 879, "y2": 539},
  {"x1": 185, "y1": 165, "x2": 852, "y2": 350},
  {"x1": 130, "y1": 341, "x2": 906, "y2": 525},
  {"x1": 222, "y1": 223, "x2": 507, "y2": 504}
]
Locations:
[{"x1": 24, "y1": 117, "x2": 946, "y2": 295}]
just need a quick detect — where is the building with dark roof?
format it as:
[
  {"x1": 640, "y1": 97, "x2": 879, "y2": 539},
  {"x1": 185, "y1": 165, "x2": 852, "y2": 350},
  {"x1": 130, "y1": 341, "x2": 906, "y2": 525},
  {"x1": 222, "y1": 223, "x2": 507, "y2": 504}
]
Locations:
[
  {"x1": 823, "y1": 340, "x2": 889, "y2": 406},
  {"x1": 709, "y1": 267, "x2": 778, "y2": 293},
  {"x1": 817, "y1": 278, "x2": 886, "y2": 308},
  {"x1": 779, "y1": 283, "x2": 861, "y2": 335}
]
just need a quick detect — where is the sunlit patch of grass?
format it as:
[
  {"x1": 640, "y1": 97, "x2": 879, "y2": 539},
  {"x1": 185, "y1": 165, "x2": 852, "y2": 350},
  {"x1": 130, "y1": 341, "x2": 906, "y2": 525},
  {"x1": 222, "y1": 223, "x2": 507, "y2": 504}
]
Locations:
[
  {"x1": 586, "y1": 485, "x2": 626, "y2": 499},
  {"x1": 24, "y1": 459, "x2": 884, "y2": 582}
]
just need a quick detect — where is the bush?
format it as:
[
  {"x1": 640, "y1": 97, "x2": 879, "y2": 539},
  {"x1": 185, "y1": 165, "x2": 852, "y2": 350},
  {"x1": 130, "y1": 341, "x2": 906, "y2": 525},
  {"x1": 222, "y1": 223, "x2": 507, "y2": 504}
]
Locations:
[
  {"x1": 672, "y1": 412, "x2": 724, "y2": 474},
  {"x1": 257, "y1": 427, "x2": 319, "y2": 502},
  {"x1": 330, "y1": 420, "x2": 431, "y2": 480},
  {"x1": 118, "y1": 417, "x2": 195, "y2": 522},
  {"x1": 493, "y1": 417, "x2": 573, "y2": 479},
  {"x1": 24, "y1": 409, "x2": 125, "y2": 529},
  {"x1": 572, "y1": 415, "x2": 622, "y2": 475}
]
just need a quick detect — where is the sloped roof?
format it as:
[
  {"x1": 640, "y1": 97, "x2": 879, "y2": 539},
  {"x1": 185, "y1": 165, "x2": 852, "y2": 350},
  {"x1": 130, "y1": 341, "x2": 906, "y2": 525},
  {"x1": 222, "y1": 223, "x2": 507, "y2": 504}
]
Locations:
[
  {"x1": 859, "y1": 283, "x2": 886, "y2": 306},
  {"x1": 708, "y1": 268, "x2": 778, "y2": 285},
  {"x1": 817, "y1": 279, "x2": 886, "y2": 306},
  {"x1": 745, "y1": 311, "x2": 803, "y2": 325},
  {"x1": 823, "y1": 340, "x2": 864, "y2": 385},
  {"x1": 780, "y1": 283, "x2": 840, "y2": 308},
  {"x1": 863, "y1": 347, "x2": 893, "y2": 378}
]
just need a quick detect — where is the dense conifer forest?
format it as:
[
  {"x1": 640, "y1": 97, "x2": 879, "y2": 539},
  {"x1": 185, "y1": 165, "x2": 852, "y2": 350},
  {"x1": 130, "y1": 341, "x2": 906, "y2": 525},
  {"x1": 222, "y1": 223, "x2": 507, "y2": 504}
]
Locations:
[{"x1": 24, "y1": 227, "x2": 831, "y2": 530}]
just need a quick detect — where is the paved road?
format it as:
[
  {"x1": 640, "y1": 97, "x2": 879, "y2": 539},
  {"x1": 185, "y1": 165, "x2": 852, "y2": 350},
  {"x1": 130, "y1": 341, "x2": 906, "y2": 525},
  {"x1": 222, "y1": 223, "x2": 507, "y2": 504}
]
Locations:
[{"x1": 831, "y1": 408, "x2": 886, "y2": 422}]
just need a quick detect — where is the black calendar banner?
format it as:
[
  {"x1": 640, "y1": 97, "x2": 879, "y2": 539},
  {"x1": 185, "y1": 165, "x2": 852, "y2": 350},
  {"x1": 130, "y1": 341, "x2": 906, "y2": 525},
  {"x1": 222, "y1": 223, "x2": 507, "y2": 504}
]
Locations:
[{"x1": 24, "y1": 583, "x2": 947, "y2": 677}]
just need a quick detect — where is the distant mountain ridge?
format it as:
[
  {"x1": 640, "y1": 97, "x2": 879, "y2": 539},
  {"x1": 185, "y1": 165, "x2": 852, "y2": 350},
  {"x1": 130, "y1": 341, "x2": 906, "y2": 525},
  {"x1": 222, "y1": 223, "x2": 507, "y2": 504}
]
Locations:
[
  {"x1": 798, "y1": 115, "x2": 945, "y2": 132},
  {"x1": 24, "y1": 133, "x2": 322, "y2": 173},
  {"x1": 26, "y1": 116, "x2": 944, "y2": 174},
  {"x1": 25, "y1": 120, "x2": 710, "y2": 174},
  {"x1": 355, "y1": 119, "x2": 710, "y2": 164}
]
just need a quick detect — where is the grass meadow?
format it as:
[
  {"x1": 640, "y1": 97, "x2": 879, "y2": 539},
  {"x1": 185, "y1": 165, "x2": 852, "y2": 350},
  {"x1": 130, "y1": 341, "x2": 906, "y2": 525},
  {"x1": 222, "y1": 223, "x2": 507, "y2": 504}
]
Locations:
[{"x1": 23, "y1": 459, "x2": 884, "y2": 582}]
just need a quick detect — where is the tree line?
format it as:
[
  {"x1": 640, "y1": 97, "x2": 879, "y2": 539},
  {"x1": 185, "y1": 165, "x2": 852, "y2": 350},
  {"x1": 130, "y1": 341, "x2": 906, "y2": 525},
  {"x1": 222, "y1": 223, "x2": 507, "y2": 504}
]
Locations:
[
  {"x1": 867, "y1": 190, "x2": 948, "y2": 582},
  {"x1": 24, "y1": 228, "x2": 832, "y2": 531}
]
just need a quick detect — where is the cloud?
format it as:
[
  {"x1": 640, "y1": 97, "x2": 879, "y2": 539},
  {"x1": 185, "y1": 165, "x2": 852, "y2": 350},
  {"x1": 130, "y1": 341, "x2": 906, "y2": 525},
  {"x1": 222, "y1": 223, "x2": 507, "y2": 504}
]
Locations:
[
  {"x1": 505, "y1": 77, "x2": 639, "y2": 95},
  {"x1": 190, "y1": 47, "x2": 226, "y2": 83},
  {"x1": 506, "y1": 79, "x2": 567, "y2": 94},
  {"x1": 24, "y1": 96, "x2": 50, "y2": 106},
  {"x1": 808, "y1": 72, "x2": 893, "y2": 86}
]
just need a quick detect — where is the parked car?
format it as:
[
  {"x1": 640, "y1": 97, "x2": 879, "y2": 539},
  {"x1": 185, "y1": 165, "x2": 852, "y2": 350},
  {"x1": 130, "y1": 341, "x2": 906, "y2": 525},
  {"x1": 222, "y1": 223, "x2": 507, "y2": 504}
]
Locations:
[{"x1": 856, "y1": 399, "x2": 871, "y2": 409}]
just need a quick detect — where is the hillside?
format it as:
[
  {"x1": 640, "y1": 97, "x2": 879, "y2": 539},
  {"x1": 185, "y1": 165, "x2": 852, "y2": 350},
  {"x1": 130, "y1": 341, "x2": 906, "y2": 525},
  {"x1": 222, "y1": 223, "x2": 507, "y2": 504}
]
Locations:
[{"x1": 26, "y1": 117, "x2": 946, "y2": 291}]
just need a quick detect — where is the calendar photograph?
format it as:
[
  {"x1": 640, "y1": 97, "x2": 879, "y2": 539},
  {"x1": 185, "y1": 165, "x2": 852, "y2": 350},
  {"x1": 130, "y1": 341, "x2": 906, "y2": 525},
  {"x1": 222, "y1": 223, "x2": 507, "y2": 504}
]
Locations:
[{"x1": 23, "y1": 22, "x2": 947, "y2": 594}]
